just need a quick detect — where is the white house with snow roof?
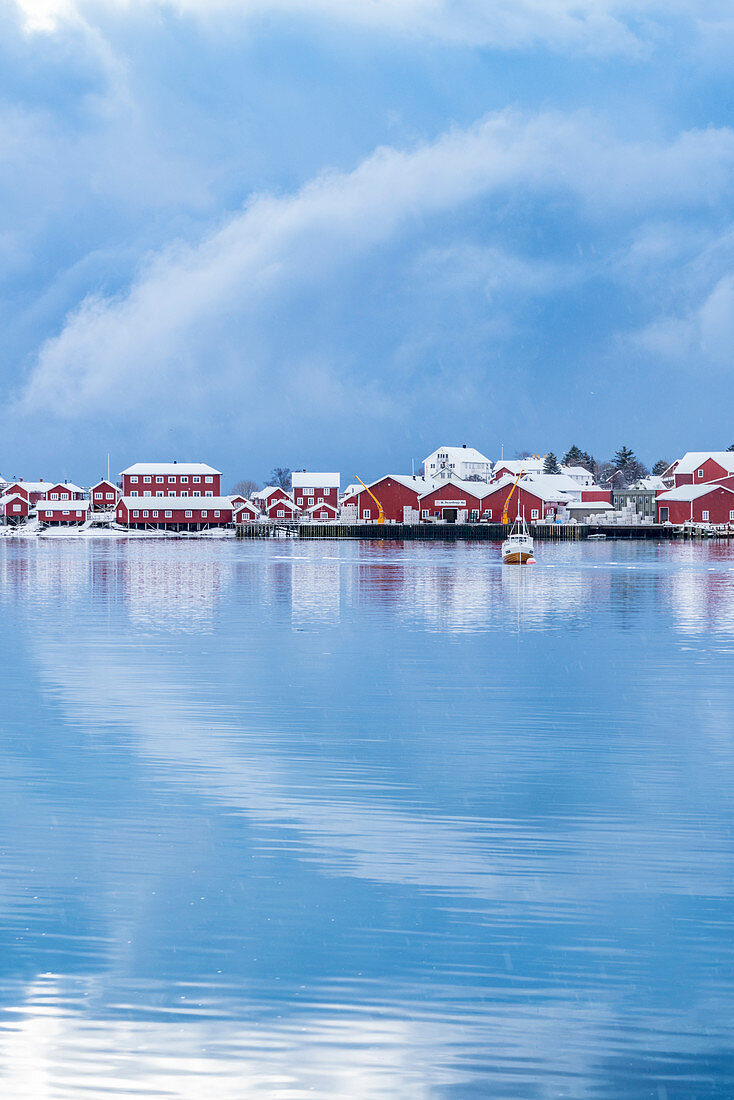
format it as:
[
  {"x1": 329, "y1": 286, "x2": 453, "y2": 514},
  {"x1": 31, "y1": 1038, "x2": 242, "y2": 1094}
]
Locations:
[{"x1": 423, "y1": 446, "x2": 492, "y2": 482}]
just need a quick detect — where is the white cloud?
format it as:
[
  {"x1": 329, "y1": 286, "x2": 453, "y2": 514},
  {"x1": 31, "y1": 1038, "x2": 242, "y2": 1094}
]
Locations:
[{"x1": 18, "y1": 109, "x2": 734, "y2": 431}]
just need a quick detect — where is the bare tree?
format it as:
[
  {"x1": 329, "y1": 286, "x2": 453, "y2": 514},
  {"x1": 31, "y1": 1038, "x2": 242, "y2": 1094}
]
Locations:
[
  {"x1": 231, "y1": 479, "x2": 260, "y2": 498},
  {"x1": 269, "y1": 466, "x2": 292, "y2": 490}
]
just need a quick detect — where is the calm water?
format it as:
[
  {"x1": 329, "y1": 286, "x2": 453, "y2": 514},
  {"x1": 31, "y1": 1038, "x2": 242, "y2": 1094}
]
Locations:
[{"x1": 0, "y1": 536, "x2": 733, "y2": 1099}]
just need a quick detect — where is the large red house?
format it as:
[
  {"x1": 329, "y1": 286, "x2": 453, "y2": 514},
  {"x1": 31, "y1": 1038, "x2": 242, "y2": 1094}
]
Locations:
[
  {"x1": 418, "y1": 479, "x2": 488, "y2": 522},
  {"x1": 663, "y1": 452, "x2": 734, "y2": 488},
  {"x1": 120, "y1": 463, "x2": 222, "y2": 497},
  {"x1": 479, "y1": 476, "x2": 569, "y2": 523},
  {"x1": 116, "y1": 497, "x2": 233, "y2": 530},
  {"x1": 657, "y1": 484, "x2": 734, "y2": 525},
  {"x1": 291, "y1": 472, "x2": 340, "y2": 510},
  {"x1": 38, "y1": 500, "x2": 90, "y2": 526}
]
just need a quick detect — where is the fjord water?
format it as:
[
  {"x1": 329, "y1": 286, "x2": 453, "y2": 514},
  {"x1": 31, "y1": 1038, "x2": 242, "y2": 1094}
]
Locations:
[{"x1": 1, "y1": 538, "x2": 733, "y2": 1099}]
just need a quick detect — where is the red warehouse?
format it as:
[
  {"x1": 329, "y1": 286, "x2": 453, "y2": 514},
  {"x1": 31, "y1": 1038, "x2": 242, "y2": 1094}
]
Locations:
[
  {"x1": 0, "y1": 493, "x2": 29, "y2": 524},
  {"x1": 480, "y1": 476, "x2": 567, "y2": 523},
  {"x1": 116, "y1": 497, "x2": 233, "y2": 530},
  {"x1": 348, "y1": 475, "x2": 429, "y2": 522},
  {"x1": 664, "y1": 452, "x2": 734, "y2": 488},
  {"x1": 90, "y1": 480, "x2": 120, "y2": 511},
  {"x1": 582, "y1": 488, "x2": 612, "y2": 504},
  {"x1": 657, "y1": 484, "x2": 734, "y2": 525},
  {"x1": 418, "y1": 480, "x2": 486, "y2": 522},
  {"x1": 38, "y1": 500, "x2": 90, "y2": 526},
  {"x1": 120, "y1": 463, "x2": 222, "y2": 497},
  {"x1": 291, "y1": 472, "x2": 340, "y2": 510}
]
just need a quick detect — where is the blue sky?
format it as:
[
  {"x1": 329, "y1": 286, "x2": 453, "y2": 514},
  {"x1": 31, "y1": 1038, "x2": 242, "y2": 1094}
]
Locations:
[{"x1": 2, "y1": 0, "x2": 734, "y2": 486}]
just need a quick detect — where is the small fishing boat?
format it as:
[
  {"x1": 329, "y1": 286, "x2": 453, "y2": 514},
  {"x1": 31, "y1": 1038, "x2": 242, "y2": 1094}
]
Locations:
[{"x1": 502, "y1": 515, "x2": 535, "y2": 565}]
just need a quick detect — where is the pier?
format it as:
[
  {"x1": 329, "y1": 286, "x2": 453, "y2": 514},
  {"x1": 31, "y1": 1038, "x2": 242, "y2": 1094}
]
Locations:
[{"x1": 235, "y1": 522, "x2": 704, "y2": 541}]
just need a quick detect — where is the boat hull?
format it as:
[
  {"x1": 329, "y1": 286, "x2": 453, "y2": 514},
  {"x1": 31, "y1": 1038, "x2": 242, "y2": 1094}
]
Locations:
[{"x1": 502, "y1": 549, "x2": 535, "y2": 564}]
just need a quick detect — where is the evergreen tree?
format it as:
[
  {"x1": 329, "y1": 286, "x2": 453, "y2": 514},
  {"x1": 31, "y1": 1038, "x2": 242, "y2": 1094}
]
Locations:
[
  {"x1": 562, "y1": 444, "x2": 583, "y2": 466},
  {"x1": 728, "y1": 443, "x2": 734, "y2": 452},
  {"x1": 543, "y1": 452, "x2": 561, "y2": 474},
  {"x1": 612, "y1": 446, "x2": 648, "y2": 486},
  {"x1": 651, "y1": 459, "x2": 669, "y2": 477}
]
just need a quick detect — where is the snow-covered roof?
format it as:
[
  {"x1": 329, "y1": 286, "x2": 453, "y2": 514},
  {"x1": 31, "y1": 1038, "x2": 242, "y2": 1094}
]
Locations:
[
  {"x1": 267, "y1": 496, "x2": 300, "y2": 510},
  {"x1": 291, "y1": 471, "x2": 340, "y2": 489},
  {"x1": 565, "y1": 500, "x2": 614, "y2": 510},
  {"x1": 252, "y1": 486, "x2": 287, "y2": 500},
  {"x1": 47, "y1": 482, "x2": 84, "y2": 494},
  {"x1": 418, "y1": 474, "x2": 495, "y2": 501},
  {"x1": 91, "y1": 479, "x2": 119, "y2": 490},
  {"x1": 656, "y1": 484, "x2": 734, "y2": 502},
  {"x1": 37, "y1": 500, "x2": 90, "y2": 512},
  {"x1": 120, "y1": 463, "x2": 221, "y2": 476},
  {"x1": 118, "y1": 496, "x2": 234, "y2": 508},
  {"x1": 305, "y1": 500, "x2": 338, "y2": 513},
  {"x1": 631, "y1": 476, "x2": 666, "y2": 490},
  {"x1": 0, "y1": 493, "x2": 27, "y2": 509},
  {"x1": 234, "y1": 501, "x2": 259, "y2": 514},
  {"x1": 671, "y1": 452, "x2": 734, "y2": 475},
  {"x1": 493, "y1": 458, "x2": 545, "y2": 476},
  {"x1": 423, "y1": 445, "x2": 492, "y2": 467},
  {"x1": 7, "y1": 481, "x2": 50, "y2": 493}
]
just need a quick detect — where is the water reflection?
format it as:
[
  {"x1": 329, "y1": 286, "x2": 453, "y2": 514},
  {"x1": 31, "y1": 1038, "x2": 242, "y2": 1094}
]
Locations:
[{"x1": 1, "y1": 538, "x2": 734, "y2": 1097}]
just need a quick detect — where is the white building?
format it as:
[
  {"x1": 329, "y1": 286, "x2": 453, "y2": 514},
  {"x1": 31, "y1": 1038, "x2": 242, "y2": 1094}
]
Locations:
[
  {"x1": 423, "y1": 446, "x2": 492, "y2": 482},
  {"x1": 560, "y1": 465, "x2": 594, "y2": 487}
]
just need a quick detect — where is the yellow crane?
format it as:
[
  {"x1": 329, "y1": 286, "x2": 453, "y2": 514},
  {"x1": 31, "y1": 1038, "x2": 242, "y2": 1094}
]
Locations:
[
  {"x1": 501, "y1": 468, "x2": 525, "y2": 525},
  {"x1": 354, "y1": 475, "x2": 385, "y2": 524}
]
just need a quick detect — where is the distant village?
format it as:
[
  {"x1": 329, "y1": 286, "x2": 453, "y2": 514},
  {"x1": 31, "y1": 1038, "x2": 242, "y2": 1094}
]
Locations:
[{"x1": 1, "y1": 445, "x2": 734, "y2": 532}]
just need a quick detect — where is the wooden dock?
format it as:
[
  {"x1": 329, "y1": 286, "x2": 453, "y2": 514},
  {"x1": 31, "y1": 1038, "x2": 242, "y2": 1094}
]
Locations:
[{"x1": 236, "y1": 522, "x2": 691, "y2": 541}]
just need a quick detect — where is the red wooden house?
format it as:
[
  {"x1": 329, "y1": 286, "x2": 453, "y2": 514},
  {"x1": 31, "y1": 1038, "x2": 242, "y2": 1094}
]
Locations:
[
  {"x1": 5, "y1": 481, "x2": 50, "y2": 506},
  {"x1": 90, "y1": 480, "x2": 120, "y2": 511},
  {"x1": 233, "y1": 501, "x2": 260, "y2": 523},
  {"x1": 291, "y1": 472, "x2": 340, "y2": 510},
  {"x1": 479, "y1": 476, "x2": 568, "y2": 523},
  {"x1": 38, "y1": 500, "x2": 90, "y2": 526},
  {"x1": 418, "y1": 479, "x2": 486, "y2": 522},
  {"x1": 657, "y1": 484, "x2": 734, "y2": 525},
  {"x1": 664, "y1": 452, "x2": 734, "y2": 488},
  {"x1": 252, "y1": 486, "x2": 290, "y2": 513},
  {"x1": 304, "y1": 500, "x2": 339, "y2": 522},
  {"x1": 265, "y1": 496, "x2": 300, "y2": 520},
  {"x1": 45, "y1": 482, "x2": 85, "y2": 502},
  {"x1": 0, "y1": 493, "x2": 29, "y2": 524},
  {"x1": 120, "y1": 463, "x2": 222, "y2": 497},
  {"x1": 116, "y1": 497, "x2": 233, "y2": 530}
]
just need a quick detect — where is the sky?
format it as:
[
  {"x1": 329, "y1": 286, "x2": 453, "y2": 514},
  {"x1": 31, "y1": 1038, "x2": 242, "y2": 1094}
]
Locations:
[{"x1": 2, "y1": 0, "x2": 734, "y2": 486}]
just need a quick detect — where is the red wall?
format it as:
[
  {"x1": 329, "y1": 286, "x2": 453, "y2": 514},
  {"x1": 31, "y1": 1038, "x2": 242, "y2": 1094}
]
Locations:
[
  {"x1": 5, "y1": 483, "x2": 29, "y2": 500},
  {"x1": 1, "y1": 497, "x2": 29, "y2": 518},
  {"x1": 46, "y1": 483, "x2": 84, "y2": 501},
  {"x1": 350, "y1": 478, "x2": 422, "y2": 521},
  {"x1": 419, "y1": 483, "x2": 482, "y2": 517},
  {"x1": 582, "y1": 488, "x2": 612, "y2": 503},
  {"x1": 91, "y1": 482, "x2": 119, "y2": 509},
  {"x1": 293, "y1": 486, "x2": 338, "y2": 508},
  {"x1": 122, "y1": 472, "x2": 221, "y2": 495},
  {"x1": 266, "y1": 499, "x2": 300, "y2": 518},
  {"x1": 480, "y1": 483, "x2": 558, "y2": 522},
  {"x1": 118, "y1": 502, "x2": 232, "y2": 525},
  {"x1": 674, "y1": 458, "x2": 729, "y2": 488},
  {"x1": 39, "y1": 508, "x2": 87, "y2": 524},
  {"x1": 658, "y1": 487, "x2": 734, "y2": 524}
]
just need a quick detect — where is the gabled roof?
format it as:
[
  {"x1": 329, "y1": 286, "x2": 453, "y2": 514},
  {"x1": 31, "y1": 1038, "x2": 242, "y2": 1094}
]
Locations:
[
  {"x1": 656, "y1": 483, "x2": 734, "y2": 502},
  {"x1": 355, "y1": 473, "x2": 432, "y2": 496},
  {"x1": 292, "y1": 471, "x2": 340, "y2": 488},
  {"x1": 266, "y1": 496, "x2": 300, "y2": 510},
  {"x1": 47, "y1": 482, "x2": 84, "y2": 494},
  {"x1": 305, "y1": 500, "x2": 338, "y2": 513},
  {"x1": 418, "y1": 474, "x2": 495, "y2": 501},
  {"x1": 670, "y1": 452, "x2": 734, "y2": 476},
  {"x1": 252, "y1": 485, "x2": 288, "y2": 500},
  {"x1": 37, "y1": 499, "x2": 90, "y2": 512},
  {"x1": 120, "y1": 462, "x2": 221, "y2": 476},
  {"x1": 492, "y1": 458, "x2": 545, "y2": 476},
  {"x1": 0, "y1": 493, "x2": 27, "y2": 509},
  {"x1": 423, "y1": 445, "x2": 492, "y2": 466},
  {"x1": 91, "y1": 479, "x2": 119, "y2": 490},
  {"x1": 522, "y1": 473, "x2": 580, "y2": 497}
]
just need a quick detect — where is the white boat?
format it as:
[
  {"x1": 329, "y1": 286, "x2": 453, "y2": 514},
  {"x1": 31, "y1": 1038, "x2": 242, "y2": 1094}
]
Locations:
[{"x1": 501, "y1": 515, "x2": 535, "y2": 565}]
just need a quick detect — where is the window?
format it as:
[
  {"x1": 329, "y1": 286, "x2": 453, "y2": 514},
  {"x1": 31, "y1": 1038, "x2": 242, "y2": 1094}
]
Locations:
[
  {"x1": 152, "y1": 511, "x2": 159, "y2": 518},
  {"x1": 730, "y1": 511, "x2": 734, "y2": 521},
  {"x1": 181, "y1": 491, "x2": 189, "y2": 497},
  {"x1": 181, "y1": 476, "x2": 188, "y2": 484},
  {"x1": 156, "y1": 491, "x2": 164, "y2": 497},
  {"x1": 131, "y1": 491, "x2": 138, "y2": 497},
  {"x1": 185, "y1": 510, "x2": 192, "y2": 518},
  {"x1": 297, "y1": 497, "x2": 303, "y2": 505},
  {"x1": 45, "y1": 512, "x2": 52, "y2": 518},
  {"x1": 143, "y1": 511, "x2": 149, "y2": 518},
  {"x1": 308, "y1": 497, "x2": 314, "y2": 506},
  {"x1": 168, "y1": 476, "x2": 176, "y2": 483},
  {"x1": 165, "y1": 510, "x2": 172, "y2": 518},
  {"x1": 205, "y1": 476, "x2": 213, "y2": 484},
  {"x1": 205, "y1": 491, "x2": 213, "y2": 497},
  {"x1": 194, "y1": 491, "x2": 201, "y2": 497},
  {"x1": 168, "y1": 491, "x2": 175, "y2": 497},
  {"x1": 12, "y1": 505, "x2": 20, "y2": 513},
  {"x1": 94, "y1": 492, "x2": 102, "y2": 499},
  {"x1": 130, "y1": 476, "x2": 138, "y2": 483},
  {"x1": 318, "y1": 497, "x2": 324, "y2": 503},
  {"x1": 156, "y1": 476, "x2": 164, "y2": 484},
  {"x1": 698, "y1": 469, "x2": 704, "y2": 478},
  {"x1": 277, "y1": 509, "x2": 284, "y2": 517},
  {"x1": 144, "y1": 491, "x2": 151, "y2": 497},
  {"x1": 51, "y1": 493, "x2": 58, "y2": 500},
  {"x1": 214, "y1": 510, "x2": 220, "y2": 518},
  {"x1": 531, "y1": 509, "x2": 539, "y2": 519},
  {"x1": 144, "y1": 476, "x2": 151, "y2": 483},
  {"x1": 133, "y1": 510, "x2": 139, "y2": 518},
  {"x1": 364, "y1": 508, "x2": 371, "y2": 519},
  {"x1": 193, "y1": 476, "x2": 201, "y2": 483},
  {"x1": 421, "y1": 509, "x2": 429, "y2": 518},
  {"x1": 702, "y1": 510, "x2": 710, "y2": 521},
  {"x1": 106, "y1": 492, "x2": 114, "y2": 499},
  {"x1": 471, "y1": 510, "x2": 479, "y2": 520}
]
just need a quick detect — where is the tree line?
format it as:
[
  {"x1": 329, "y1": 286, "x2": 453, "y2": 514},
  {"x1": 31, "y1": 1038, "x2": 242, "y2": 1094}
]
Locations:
[{"x1": 538, "y1": 445, "x2": 668, "y2": 487}]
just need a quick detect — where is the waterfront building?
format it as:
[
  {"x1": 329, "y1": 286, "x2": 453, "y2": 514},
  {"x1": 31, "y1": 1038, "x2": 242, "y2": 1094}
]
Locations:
[
  {"x1": 491, "y1": 457, "x2": 545, "y2": 481},
  {"x1": 233, "y1": 501, "x2": 260, "y2": 523},
  {"x1": 90, "y1": 479, "x2": 120, "y2": 511},
  {"x1": 418, "y1": 478, "x2": 490, "y2": 522},
  {"x1": 303, "y1": 500, "x2": 339, "y2": 522},
  {"x1": 560, "y1": 465, "x2": 595, "y2": 486},
  {"x1": 0, "y1": 493, "x2": 29, "y2": 524},
  {"x1": 252, "y1": 486, "x2": 290, "y2": 512},
  {"x1": 120, "y1": 463, "x2": 222, "y2": 497},
  {"x1": 348, "y1": 475, "x2": 431, "y2": 522},
  {"x1": 45, "y1": 482, "x2": 86, "y2": 502},
  {"x1": 264, "y1": 496, "x2": 300, "y2": 520},
  {"x1": 480, "y1": 475, "x2": 570, "y2": 523},
  {"x1": 38, "y1": 500, "x2": 90, "y2": 526},
  {"x1": 657, "y1": 484, "x2": 734, "y2": 525},
  {"x1": 423, "y1": 446, "x2": 492, "y2": 482},
  {"x1": 291, "y1": 472, "x2": 340, "y2": 510},
  {"x1": 5, "y1": 480, "x2": 52, "y2": 506},
  {"x1": 611, "y1": 487, "x2": 657, "y2": 520},
  {"x1": 116, "y1": 497, "x2": 233, "y2": 530}
]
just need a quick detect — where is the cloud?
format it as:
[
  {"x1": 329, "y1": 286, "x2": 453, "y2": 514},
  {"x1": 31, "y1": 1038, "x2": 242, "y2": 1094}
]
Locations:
[
  {"x1": 17, "y1": 109, "x2": 734, "y2": 442},
  {"x1": 634, "y1": 271, "x2": 734, "y2": 367}
]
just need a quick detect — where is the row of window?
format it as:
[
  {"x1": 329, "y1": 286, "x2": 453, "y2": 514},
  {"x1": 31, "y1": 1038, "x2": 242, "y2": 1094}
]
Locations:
[
  {"x1": 128, "y1": 475, "x2": 214, "y2": 484},
  {"x1": 296, "y1": 497, "x2": 324, "y2": 505},
  {"x1": 43, "y1": 511, "x2": 83, "y2": 517},
  {"x1": 128, "y1": 491, "x2": 214, "y2": 497},
  {"x1": 93, "y1": 492, "x2": 117, "y2": 499},
  {"x1": 127, "y1": 510, "x2": 222, "y2": 519}
]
